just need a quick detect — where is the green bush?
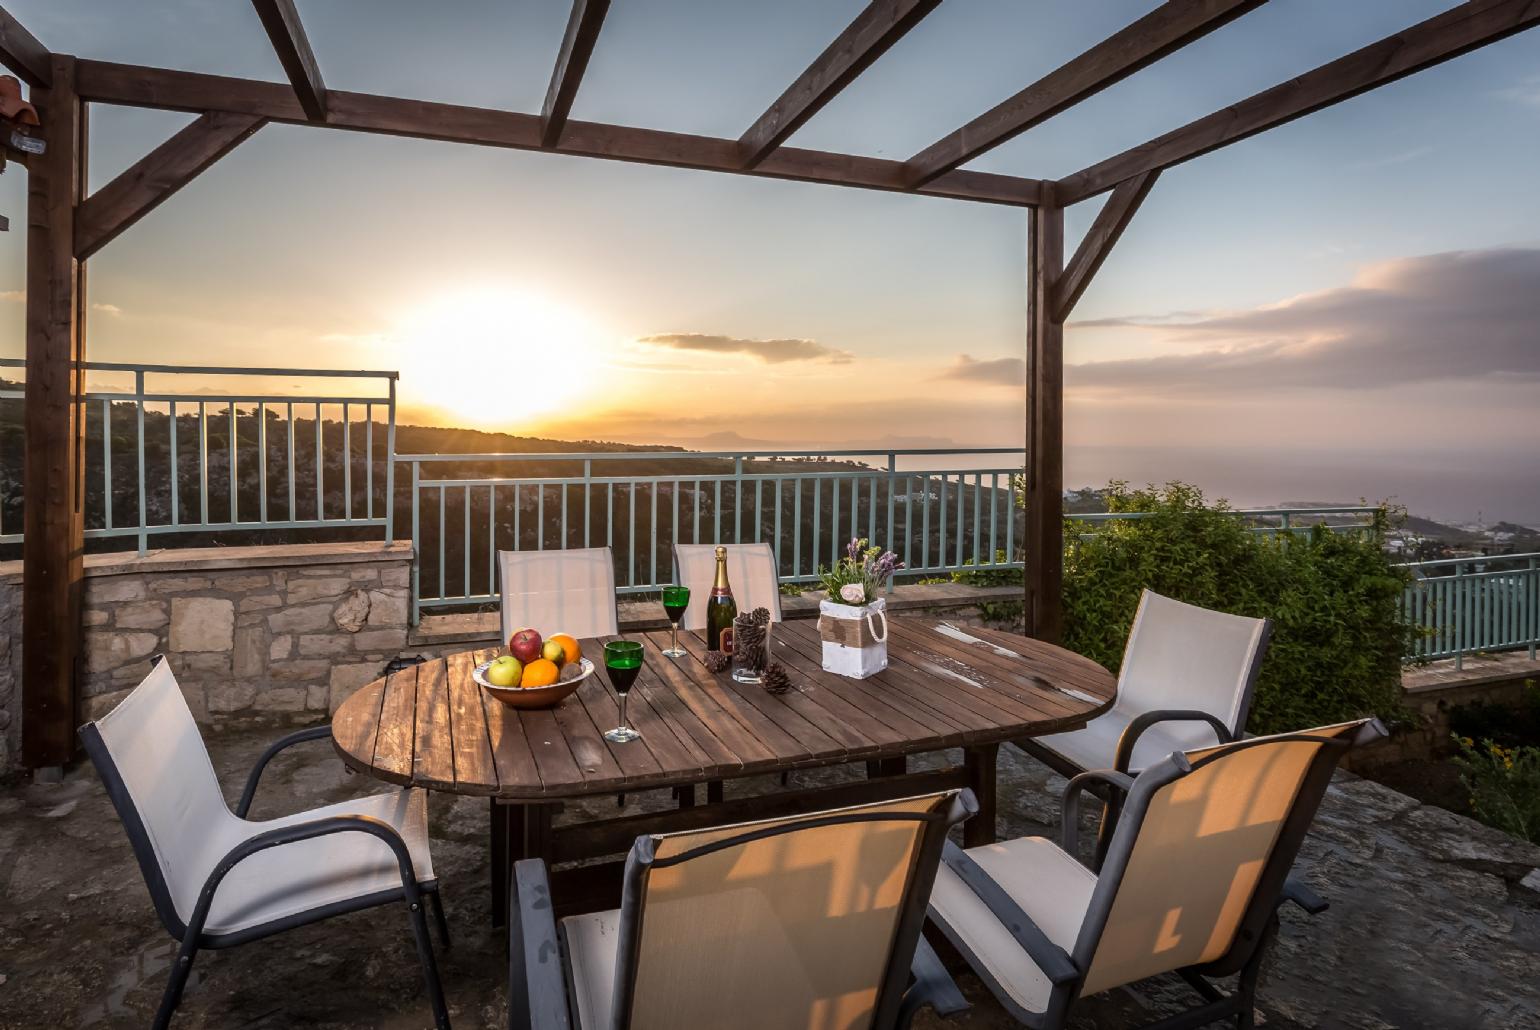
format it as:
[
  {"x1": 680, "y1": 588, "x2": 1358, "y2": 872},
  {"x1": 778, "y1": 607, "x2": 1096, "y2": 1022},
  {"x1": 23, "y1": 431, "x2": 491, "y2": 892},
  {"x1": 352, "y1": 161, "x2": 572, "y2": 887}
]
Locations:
[
  {"x1": 1061, "y1": 482, "x2": 1410, "y2": 735},
  {"x1": 1453, "y1": 736, "x2": 1540, "y2": 843},
  {"x1": 1449, "y1": 682, "x2": 1540, "y2": 750}
]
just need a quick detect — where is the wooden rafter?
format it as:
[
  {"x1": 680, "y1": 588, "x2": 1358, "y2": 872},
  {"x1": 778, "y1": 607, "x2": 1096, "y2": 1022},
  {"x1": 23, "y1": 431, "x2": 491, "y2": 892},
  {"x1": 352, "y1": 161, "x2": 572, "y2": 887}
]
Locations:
[
  {"x1": 542, "y1": 0, "x2": 610, "y2": 147},
  {"x1": 738, "y1": 0, "x2": 941, "y2": 169},
  {"x1": 1056, "y1": 0, "x2": 1540, "y2": 203},
  {"x1": 250, "y1": 0, "x2": 326, "y2": 121},
  {"x1": 74, "y1": 112, "x2": 266, "y2": 260},
  {"x1": 1052, "y1": 169, "x2": 1159, "y2": 322},
  {"x1": 906, "y1": 0, "x2": 1262, "y2": 187},
  {"x1": 0, "y1": 3, "x2": 50, "y2": 87},
  {"x1": 1024, "y1": 191, "x2": 1065, "y2": 643},
  {"x1": 73, "y1": 60, "x2": 1045, "y2": 207}
]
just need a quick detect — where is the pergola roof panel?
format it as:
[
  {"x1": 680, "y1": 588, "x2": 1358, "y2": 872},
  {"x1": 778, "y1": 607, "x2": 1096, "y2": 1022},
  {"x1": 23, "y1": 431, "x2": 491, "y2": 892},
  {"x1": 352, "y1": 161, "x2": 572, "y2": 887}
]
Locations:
[
  {"x1": 959, "y1": 0, "x2": 1467, "y2": 182},
  {"x1": 567, "y1": 0, "x2": 866, "y2": 141}
]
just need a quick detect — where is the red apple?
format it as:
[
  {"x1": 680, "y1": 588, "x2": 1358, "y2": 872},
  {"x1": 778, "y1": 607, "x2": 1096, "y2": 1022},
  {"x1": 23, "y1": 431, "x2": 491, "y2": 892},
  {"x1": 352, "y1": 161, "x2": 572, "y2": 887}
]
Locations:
[{"x1": 509, "y1": 627, "x2": 543, "y2": 663}]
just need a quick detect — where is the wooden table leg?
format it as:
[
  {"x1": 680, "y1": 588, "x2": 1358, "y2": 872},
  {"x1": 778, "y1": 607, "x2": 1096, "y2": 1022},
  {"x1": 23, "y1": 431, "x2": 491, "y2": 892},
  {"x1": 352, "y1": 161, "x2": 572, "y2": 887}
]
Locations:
[
  {"x1": 963, "y1": 744, "x2": 999, "y2": 847},
  {"x1": 490, "y1": 800, "x2": 511, "y2": 927}
]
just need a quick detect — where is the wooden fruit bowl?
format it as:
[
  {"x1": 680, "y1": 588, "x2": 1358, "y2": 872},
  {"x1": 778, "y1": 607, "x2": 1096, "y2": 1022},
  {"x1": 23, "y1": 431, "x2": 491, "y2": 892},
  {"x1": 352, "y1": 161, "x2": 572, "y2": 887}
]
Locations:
[{"x1": 473, "y1": 657, "x2": 595, "y2": 710}]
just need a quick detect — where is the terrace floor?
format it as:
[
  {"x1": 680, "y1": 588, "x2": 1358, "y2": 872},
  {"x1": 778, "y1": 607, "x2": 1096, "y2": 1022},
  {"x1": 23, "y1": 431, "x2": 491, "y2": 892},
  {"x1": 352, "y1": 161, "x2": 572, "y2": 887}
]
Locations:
[{"x1": 3, "y1": 722, "x2": 1539, "y2": 1029}]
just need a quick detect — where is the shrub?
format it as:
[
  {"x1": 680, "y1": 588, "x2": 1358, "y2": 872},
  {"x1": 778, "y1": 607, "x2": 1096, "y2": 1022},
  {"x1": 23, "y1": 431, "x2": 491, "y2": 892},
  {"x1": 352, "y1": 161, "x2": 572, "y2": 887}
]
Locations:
[
  {"x1": 1449, "y1": 682, "x2": 1540, "y2": 750},
  {"x1": 1061, "y1": 482, "x2": 1410, "y2": 735},
  {"x1": 1453, "y1": 736, "x2": 1540, "y2": 843}
]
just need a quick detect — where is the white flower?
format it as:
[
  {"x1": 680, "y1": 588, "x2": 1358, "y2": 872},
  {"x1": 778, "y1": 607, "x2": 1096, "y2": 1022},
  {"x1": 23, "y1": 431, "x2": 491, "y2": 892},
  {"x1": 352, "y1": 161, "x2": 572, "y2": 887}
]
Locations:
[{"x1": 839, "y1": 583, "x2": 866, "y2": 604}]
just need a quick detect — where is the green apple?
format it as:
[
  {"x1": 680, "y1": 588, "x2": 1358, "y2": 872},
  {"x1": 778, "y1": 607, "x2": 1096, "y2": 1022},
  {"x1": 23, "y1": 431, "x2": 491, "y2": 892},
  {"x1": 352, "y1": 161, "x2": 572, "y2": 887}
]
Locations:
[
  {"x1": 541, "y1": 639, "x2": 567, "y2": 667},
  {"x1": 486, "y1": 655, "x2": 522, "y2": 688}
]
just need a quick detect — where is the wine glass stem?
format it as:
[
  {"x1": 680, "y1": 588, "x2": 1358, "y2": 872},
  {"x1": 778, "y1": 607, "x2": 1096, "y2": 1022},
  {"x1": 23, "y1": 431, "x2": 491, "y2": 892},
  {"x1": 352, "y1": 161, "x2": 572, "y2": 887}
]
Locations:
[
  {"x1": 670, "y1": 622, "x2": 679, "y2": 653},
  {"x1": 618, "y1": 692, "x2": 630, "y2": 732}
]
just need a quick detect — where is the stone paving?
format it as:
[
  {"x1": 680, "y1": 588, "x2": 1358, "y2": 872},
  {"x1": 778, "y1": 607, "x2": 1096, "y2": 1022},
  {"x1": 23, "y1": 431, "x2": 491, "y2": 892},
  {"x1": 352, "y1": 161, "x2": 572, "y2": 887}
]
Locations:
[{"x1": 2, "y1": 722, "x2": 1538, "y2": 1029}]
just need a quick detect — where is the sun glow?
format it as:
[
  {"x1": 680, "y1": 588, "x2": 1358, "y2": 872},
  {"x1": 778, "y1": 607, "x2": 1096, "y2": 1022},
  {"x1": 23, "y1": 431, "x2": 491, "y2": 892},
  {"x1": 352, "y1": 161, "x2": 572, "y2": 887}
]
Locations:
[{"x1": 393, "y1": 289, "x2": 603, "y2": 428}]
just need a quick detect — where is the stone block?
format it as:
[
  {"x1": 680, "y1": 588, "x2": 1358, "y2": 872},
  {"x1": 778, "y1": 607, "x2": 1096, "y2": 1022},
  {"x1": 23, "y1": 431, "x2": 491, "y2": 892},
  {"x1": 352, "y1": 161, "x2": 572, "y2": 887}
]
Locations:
[
  {"x1": 115, "y1": 601, "x2": 170, "y2": 631},
  {"x1": 366, "y1": 589, "x2": 409, "y2": 628},
  {"x1": 180, "y1": 652, "x2": 232, "y2": 675},
  {"x1": 349, "y1": 567, "x2": 381, "y2": 585},
  {"x1": 328, "y1": 662, "x2": 382, "y2": 714},
  {"x1": 352, "y1": 628, "x2": 406, "y2": 653},
  {"x1": 270, "y1": 634, "x2": 293, "y2": 661},
  {"x1": 380, "y1": 565, "x2": 411, "y2": 588},
  {"x1": 267, "y1": 604, "x2": 334, "y2": 634},
  {"x1": 212, "y1": 573, "x2": 272, "y2": 592},
  {"x1": 298, "y1": 634, "x2": 353, "y2": 658},
  {"x1": 149, "y1": 576, "x2": 213, "y2": 594},
  {"x1": 170, "y1": 597, "x2": 234, "y2": 652},
  {"x1": 110, "y1": 659, "x2": 156, "y2": 685},
  {"x1": 82, "y1": 609, "x2": 110, "y2": 627},
  {"x1": 88, "y1": 577, "x2": 146, "y2": 603},
  {"x1": 253, "y1": 687, "x2": 307, "y2": 712},
  {"x1": 306, "y1": 684, "x2": 329, "y2": 710},
  {"x1": 207, "y1": 681, "x2": 258, "y2": 713},
  {"x1": 286, "y1": 577, "x2": 351, "y2": 604},
  {"x1": 333, "y1": 590, "x2": 370, "y2": 633},
  {"x1": 238, "y1": 594, "x2": 284, "y2": 613},
  {"x1": 233, "y1": 622, "x2": 270, "y2": 679},
  {"x1": 82, "y1": 689, "x2": 131, "y2": 721},
  {"x1": 269, "y1": 659, "x2": 331, "y2": 683},
  {"x1": 84, "y1": 631, "x2": 160, "y2": 673}
]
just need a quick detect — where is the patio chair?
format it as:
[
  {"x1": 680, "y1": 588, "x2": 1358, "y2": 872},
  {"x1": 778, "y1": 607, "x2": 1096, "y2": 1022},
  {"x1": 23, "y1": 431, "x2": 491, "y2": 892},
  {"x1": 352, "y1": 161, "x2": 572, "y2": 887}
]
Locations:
[
  {"x1": 928, "y1": 718, "x2": 1386, "y2": 1030},
  {"x1": 80, "y1": 659, "x2": 450, "y2": 1030},
  {"x1": 508, "y1": 790, "x2": 977, "y2": 1030},
  {"x1": 500, "y1": 546, "x2": 621, "y2": 646},
  {"x1": 1017, "y1": 590, "x2": 1270, "y2": 864},
  {"x1": 672, "y1": 542, "x2": 783, "y2": 629}
]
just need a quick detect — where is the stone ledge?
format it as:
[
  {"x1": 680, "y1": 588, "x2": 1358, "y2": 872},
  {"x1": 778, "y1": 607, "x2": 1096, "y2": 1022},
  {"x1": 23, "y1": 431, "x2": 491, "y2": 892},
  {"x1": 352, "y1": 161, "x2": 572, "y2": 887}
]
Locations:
[
  {"x1": 1403, "y1": 649, "x2": 1539, "y2": 694},
  {"x1": 409, "y1": 582, "x2": 1023, "y2": 648},
  {"x1": 0, "y1": 540, "x2": 414, "y2": 584}
]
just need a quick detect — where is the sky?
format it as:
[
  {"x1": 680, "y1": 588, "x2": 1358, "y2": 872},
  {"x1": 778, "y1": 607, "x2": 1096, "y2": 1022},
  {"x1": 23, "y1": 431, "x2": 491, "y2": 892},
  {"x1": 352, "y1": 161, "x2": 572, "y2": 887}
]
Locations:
[{"x1": 2, "y1": 1, "x2": 1538, "y2": 523}]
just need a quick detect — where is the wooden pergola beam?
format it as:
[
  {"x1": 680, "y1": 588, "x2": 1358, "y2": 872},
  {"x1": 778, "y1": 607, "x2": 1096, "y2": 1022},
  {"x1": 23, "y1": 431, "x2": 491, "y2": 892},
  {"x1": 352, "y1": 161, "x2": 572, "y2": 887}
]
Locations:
[
  {"x1": 1052, "y1": 169, "x2": 1159, "y2": 322},
  {"x1": 250, "y1": 0, "x2": 326, "y2": 121},
  {"x1": 542, "y1": 0, "x2": 610, "y2": 147},
  {"x1": 738, "y1": 0, "x2": 941, "y2": 169},
  {"x1": 905, "y1": 0, "x2": 1262, "y2": 188},
  {"x1": 1024, "y1": 191, "x2": 1065, "y2": 643},
  {"x1": 72, "y1": 60, "x2": 1045, "y2": 207},
  {"x1": 1056, "y1": 0, "x2": 1540, "y2": 203},
  {"x1": 0, "y1": 3, "x2": 51, "y2": 87},
  {"x1": 74, "y1": 112, "x2": 266, "y2": 260}
]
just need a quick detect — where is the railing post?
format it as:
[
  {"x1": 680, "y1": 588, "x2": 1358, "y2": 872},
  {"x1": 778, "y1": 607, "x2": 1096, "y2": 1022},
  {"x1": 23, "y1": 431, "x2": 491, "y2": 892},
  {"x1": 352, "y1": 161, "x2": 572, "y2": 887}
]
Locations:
[
  {"x1": 410, "y1": 459, "x2": 420, "y2": 626},
  {"x1": 1529, "y1": 557, "x2": 1537, "y2": 661},
  {"x1": 385, "y1": 376, "x2": 397, "y2": 542},
  {"x1": 885, "y1": 452, "x2": 896, "y2": 557},
  {"x1": 1454, "y1": 562, "x2": 1465, "y2": 671},
  {"x1": 583, "y1": 458, "x2": 592, "y2": 547},
  {"x1": 135, "y1": 370, "x2": 147, "y2": 554}
]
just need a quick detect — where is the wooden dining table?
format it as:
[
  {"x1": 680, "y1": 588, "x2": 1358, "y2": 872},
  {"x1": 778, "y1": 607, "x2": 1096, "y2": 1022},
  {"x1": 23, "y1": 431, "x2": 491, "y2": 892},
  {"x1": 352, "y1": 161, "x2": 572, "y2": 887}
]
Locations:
[{"x1": 332, "y1": 615, "x2": 1115, "y2": 920}]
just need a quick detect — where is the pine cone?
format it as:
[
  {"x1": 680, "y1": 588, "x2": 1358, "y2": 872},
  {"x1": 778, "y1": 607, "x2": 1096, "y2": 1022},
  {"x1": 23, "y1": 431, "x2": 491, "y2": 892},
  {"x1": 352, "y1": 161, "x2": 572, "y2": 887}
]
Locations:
[
  {"x1": 703, "y1": 650, "x2": 730, "y2": 673},
  {"x1": 762, "y1": 662, "x2": 791, "y2": 694},
  {"x1": 751, "y1": 606, "x2": 771, "y2": 626}
]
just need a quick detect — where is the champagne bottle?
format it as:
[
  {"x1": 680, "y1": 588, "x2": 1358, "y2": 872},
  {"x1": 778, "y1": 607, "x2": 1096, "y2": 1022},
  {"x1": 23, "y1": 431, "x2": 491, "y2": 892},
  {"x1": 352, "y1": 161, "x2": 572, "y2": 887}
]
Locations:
[{"x1": 706, "y1": 545, "x2": 738, "y2": 653}]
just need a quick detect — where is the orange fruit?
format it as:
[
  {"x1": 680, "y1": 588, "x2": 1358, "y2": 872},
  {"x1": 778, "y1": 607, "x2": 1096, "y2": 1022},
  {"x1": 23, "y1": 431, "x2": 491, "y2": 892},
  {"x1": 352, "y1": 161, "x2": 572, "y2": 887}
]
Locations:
[
  {"x1": 521, "y1": 658, "x2": 560, "y2": 688},
  {"x1": 549, "y1": 633, "x2": 581, "y2": 665}
]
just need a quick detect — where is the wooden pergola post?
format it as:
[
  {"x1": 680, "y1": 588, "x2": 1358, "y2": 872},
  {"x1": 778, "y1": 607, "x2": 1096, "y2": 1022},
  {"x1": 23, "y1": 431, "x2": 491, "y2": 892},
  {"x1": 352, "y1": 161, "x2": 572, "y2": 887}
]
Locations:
[
  {"x1": 22, "y1": 53, "x2": 87, "y2": 771},
  {"x1": 1024, "y1": 193, "x2": 1064, "y2": 643}
]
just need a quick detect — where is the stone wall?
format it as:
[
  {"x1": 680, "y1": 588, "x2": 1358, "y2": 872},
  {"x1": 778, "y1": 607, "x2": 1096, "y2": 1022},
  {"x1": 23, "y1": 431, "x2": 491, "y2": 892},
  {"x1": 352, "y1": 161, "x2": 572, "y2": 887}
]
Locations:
[{"x1": 0, "y1": 541, "x2": 413, "y2": 773}]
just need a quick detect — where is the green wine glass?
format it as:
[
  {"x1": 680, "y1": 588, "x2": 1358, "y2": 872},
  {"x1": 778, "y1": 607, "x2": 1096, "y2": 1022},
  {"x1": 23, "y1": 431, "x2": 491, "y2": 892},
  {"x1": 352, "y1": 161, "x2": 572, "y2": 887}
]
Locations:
[
  {"x1": 661, "y1": 585, "x2": 690, "y2": 658},
  {"x1": 602, "y1": 640, "x2": 644, "y2": 744}
]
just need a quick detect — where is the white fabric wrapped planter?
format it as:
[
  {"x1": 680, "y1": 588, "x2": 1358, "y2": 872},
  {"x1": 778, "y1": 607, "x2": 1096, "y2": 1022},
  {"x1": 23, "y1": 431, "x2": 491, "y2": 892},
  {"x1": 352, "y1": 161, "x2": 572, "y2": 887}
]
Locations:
[{"x1": 818, "y1": 595, "x2": 888, "y2": 679}]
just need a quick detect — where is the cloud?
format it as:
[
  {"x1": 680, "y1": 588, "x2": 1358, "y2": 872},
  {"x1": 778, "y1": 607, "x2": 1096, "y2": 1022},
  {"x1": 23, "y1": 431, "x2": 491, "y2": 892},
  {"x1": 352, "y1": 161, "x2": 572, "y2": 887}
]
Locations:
[
  {"x1": 941, "y1": 354, "x2": 1025, "y2": 385},
  {"x1": 92, "y1": 302, "x2": 123, "y2": 316},
  {"x1": 1068, "y1": 248, "x2": 1540, "y2": 393},
  {"x1": 0, "y1": 290, "x2": 22, "y2": 303},
  {"x1": 1496, "y1": 76, "x2": 1540, "y2": 109},
  {"x1": 638, "y1": 332, "x2": 852, "y2": 364}
]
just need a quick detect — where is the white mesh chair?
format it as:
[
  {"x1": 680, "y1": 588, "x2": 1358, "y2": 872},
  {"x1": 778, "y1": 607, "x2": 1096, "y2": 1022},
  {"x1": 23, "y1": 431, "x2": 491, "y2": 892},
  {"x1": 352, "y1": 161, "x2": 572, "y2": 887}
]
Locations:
[
  {"x1": 928, "y1": 719, "x2": 1385, "y2": 1030},
  {"x1": 499, "y1": 547, "x2": 620, "y2": 646},
  {"x1": 1021, "y1": 590, "x2": 1272, "y2": 778},
  {"x1": 509, "y1": 790, "x2": 977, "y2": 1030},
  {"x1": 80, "y1": 659, "x2": 450, "y2": 1030},
  {"x1": 671, "y1": 543, "x2": 783, "y2": 629}
]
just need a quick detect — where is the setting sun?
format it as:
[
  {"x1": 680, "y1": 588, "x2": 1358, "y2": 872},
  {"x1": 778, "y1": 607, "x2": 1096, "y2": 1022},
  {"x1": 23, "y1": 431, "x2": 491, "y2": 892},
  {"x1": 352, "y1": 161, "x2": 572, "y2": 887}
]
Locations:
[{"x1": 392, "y1": 289, "x2": 604, "y2": 429}]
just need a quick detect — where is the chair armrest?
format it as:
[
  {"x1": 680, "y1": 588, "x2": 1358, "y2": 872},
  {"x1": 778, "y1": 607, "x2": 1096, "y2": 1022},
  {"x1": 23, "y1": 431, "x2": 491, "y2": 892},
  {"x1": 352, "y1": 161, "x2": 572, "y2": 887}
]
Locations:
[
  {"x1": 236, "y1": 724, "x2": 333, "y2": 818},
  {"x1": 1060, "y1": 769, "x2": 1134, "y2": 855},
  {"x1": 896, "y1": 935, "x2": 967, "y2": 1029},
  {"x1": 187, "y1": 814, "x2": 422, "y2": 941},
  {"x1": 1280, "y1": 876, "x2": 1329, "y2": 916},
  {"x1": 509, "y1": 859, "x2": 571, "y2": 1030},
  {"x1": 1113, "y1": 709, "x2": 1234, "y2": 774},
  {"x1": 941, "y1": 841, "x2": 1079, "y2": 987}
]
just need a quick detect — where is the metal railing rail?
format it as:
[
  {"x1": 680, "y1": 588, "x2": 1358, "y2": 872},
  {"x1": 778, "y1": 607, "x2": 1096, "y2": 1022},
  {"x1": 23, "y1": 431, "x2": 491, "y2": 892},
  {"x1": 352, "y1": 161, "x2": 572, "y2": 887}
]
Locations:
[
  {"x1": 0, "y1": 359, "x2": 397, "y2": 553},
  {"x1": 1398, "y1": 551, "x2": 1540, "y2": 668},
  {"x1": 1070, "y1": 506, "x2": 1381, "y2": 539},
  {"x1": 401, "y1": 448, "x2": 1025, "y2": 622}
]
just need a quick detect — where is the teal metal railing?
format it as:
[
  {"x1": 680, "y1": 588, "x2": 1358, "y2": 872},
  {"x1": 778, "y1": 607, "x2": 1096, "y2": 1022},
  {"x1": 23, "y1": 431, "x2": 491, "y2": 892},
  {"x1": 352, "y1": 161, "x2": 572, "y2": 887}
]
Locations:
[
  {"x1": 399, "y1": 448, "x2": 1025, "y2": 622},
  {"x1": 1399, "y1": 552, "x2": 1540, "y2": 668},
  {"x1": 0, "y1": 359, "x2": 397, "y2": 553}
]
